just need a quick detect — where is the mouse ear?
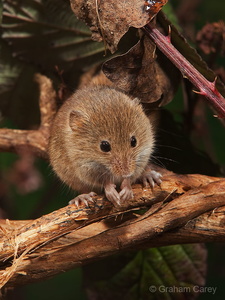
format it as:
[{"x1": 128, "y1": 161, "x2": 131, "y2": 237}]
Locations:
[
  {"x1": 132, "y1": 97, "x2": 141, "y2": 105},
  {"x1": 69, "y1": 110, "x2": 85, "y2": 131}
]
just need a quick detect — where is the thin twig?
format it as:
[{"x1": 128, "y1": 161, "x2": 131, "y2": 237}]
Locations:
[
  {"x1": 0, "y1": 74, "x2": 57, "y2": 159},
  {"x1": 143, "y1": 23, "x2": 225, "y2": 118}
]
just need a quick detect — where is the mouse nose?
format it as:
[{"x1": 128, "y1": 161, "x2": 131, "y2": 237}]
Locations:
[
  {"x1": 122, "y1": 174, "x2": 132, "y2": 179},
  {"x1": 112, "y1": 157, "x2": 135, "y2": 178}
]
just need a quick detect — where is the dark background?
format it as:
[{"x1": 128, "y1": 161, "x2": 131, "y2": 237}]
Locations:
[{"x1": 0, "y1": 0, "x2": 225, "y2": 299}]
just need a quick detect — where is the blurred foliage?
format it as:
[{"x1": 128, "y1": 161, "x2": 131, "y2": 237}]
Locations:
[
  {"x1": 0, "y1": 0, "x2": 105, "y2": 128},
  {"x1": 162, "y1": 2, "x2": 180, "y2": 29},
  {"x1": 0, "y1": 1, "x2": 2, "y2": 25},
  {"x1": 83, "y1": 245, "x2": 206, "y2": 300},
  {"x1": 2, "y1": 0, "x2": 101, "y2": 70},
  {"x1": 0, "y1": 0, "x2": 225, "y2": 299}
]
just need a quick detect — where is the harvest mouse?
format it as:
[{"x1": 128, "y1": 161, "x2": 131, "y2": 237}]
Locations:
[{"x1": 48, "y1": 86, "x2": 162, "y2": 206}]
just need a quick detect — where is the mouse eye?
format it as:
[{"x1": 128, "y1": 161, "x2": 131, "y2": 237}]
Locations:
[
  {"x1": 130, "y1": 136, "x2": 137, "y2": 147},
  {"x1": 100, "y1": 141, "x2": 111, "y2": 152}
]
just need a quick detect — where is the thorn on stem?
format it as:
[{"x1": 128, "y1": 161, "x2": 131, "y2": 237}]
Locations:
[
  {"x1": 212, "y1": 77, "x2": 220, "y2": 96},
  {"x1": 192, "y1": 89, "x2": 206, "y2": 96},
  {"x1": 166, "y1": 25, "x2": 171, "y2": 43},
  {"x1": 213, "y1": 114, "x2": 225, "y2": 119}
]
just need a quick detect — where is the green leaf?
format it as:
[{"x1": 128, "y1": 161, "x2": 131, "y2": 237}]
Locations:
[
  {"x1": 83, "y1": 244, "x2": 207, "y2": 300},
  {"x1": 0, "y1": 0, "x2": 106, "y2": 126},
  {"x1": 2, "y1": 0, "x2": 104, "y2": 71},
  {"x1": 162, "y1": 2, "x2": 180, "y2": 30}
]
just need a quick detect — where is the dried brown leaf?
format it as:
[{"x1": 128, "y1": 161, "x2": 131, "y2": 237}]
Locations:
[
  {"x1": 103, "y1": 33, "x2": 180, "y2": 104},
  {"x1": 70, "y1": 0, "x2": 168, "y2": 52}
]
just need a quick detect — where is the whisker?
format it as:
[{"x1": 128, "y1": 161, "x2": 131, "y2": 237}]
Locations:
[
  {"x1": 150, "y1": 156, "x2": 167, "y2": 169},
  {"x1": 155, "y1": 144, "x2": 181, "y2": 151},
  {"x1": 157, "y1": 128, "x2": 183, "y2": 138},
  {"x1": 152, "y1": 155, "x2": 178, "y2": 164}
]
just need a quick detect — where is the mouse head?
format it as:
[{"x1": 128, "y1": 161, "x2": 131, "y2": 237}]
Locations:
[{"x1": 68, "y1": 87, "x2": 155, "y2": 183}]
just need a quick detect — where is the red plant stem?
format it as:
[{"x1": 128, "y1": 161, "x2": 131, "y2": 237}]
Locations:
[{"x1": 144, "y1": 23, "x2": 225, "y2": 118}]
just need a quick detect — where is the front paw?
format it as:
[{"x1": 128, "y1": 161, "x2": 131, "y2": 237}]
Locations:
[
  {"x1": 119, "y1": 177, "x2": 133, "y2": 202},
  {"x1": 119, "y1": 187, "x2": 134, "y2": 202},
  {"x1": 104, "y1": 183, "x2": 121, "y2": 206}
]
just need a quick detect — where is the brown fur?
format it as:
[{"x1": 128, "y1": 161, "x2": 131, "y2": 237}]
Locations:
[{"x1": 48, "y1": 86, "x2": 155, "y2": 195}]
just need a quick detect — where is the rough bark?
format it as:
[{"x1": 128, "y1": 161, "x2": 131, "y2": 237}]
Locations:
[{"x1": 1, "y1": 169, "x2": 225, "y2": 288}]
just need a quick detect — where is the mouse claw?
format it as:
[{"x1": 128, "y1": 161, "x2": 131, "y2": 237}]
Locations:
[
  {"x1": 140, "y1": 168, "x2": 162, "y2": 188},
  {"x1": 104, "y1": 183, "x2": 121, "y2": 206},
  {"x1": 69, "y1": 192, "x2": 97, "y2": 207},
  {"x1": 119, "y1": 178, "x2": 134, "y2": 202},
  {"x1": 119, "y1": 188, "x2": 134, "y2": 202},
  {"x1": 150, "y1": 170, "x2": 163, "y2": 186}
]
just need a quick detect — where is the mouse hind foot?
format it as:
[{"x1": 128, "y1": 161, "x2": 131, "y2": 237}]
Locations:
[{"x1": 69, "y1": 192, "x2": 97, "y2": 207}]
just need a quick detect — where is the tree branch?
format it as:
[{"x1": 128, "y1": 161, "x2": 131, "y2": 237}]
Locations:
[
  {"x1": 1, "y1": 169, "x2": 225, "y2": 288},
  {"x1": 0, "y1": 74, "x2": 57, "y2": 159}
]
